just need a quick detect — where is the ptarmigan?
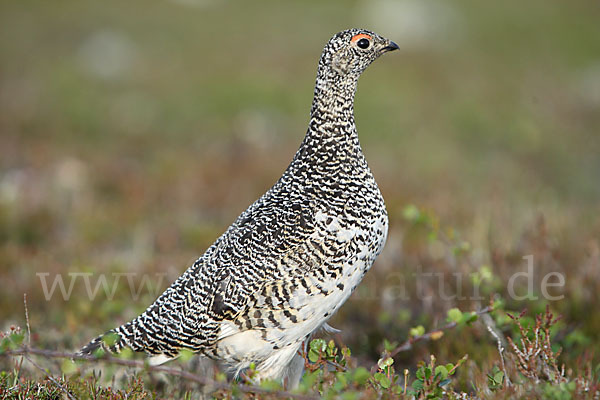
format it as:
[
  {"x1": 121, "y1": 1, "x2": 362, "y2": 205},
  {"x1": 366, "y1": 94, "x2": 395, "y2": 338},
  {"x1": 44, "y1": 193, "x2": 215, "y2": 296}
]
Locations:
[{"x1": 80, "y1": 28, "x2": 397, "y2": 387}]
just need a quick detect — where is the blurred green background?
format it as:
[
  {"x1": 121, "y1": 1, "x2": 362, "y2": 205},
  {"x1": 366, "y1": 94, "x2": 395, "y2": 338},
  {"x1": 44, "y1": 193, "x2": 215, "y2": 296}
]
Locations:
[{"x1": 1, "y1": 0, "x2": 599, "y2": 376}]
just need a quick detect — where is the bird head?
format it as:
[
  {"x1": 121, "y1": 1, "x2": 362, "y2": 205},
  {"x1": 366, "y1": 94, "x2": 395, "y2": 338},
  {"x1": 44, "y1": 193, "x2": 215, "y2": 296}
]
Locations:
[{"x1": 318, "y1": 29, "x2": 398, "y2": 79}]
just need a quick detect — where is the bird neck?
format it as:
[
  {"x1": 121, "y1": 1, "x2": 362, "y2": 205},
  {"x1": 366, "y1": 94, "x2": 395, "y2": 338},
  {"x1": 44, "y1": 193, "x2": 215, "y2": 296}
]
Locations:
[{"x1": 302, "y1": 71, "x2": 362, "y2": 154}]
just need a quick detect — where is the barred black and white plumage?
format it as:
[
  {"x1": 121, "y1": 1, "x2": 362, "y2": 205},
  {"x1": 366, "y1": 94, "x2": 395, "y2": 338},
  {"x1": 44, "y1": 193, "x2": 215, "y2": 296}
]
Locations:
[{"x1": 79, "y1": 28, "x2": 397, "y2": 386}]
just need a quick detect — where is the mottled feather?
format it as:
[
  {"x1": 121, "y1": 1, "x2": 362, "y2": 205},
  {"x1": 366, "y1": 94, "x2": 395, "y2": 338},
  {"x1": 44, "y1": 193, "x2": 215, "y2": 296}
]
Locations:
[{"x1": 79, "y1": 28, "x2": 397, "y2": 387}]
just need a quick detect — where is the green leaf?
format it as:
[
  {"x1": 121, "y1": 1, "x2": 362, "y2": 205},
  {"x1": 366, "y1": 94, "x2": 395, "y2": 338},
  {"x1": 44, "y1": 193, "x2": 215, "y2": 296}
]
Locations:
[
  {"x1": 326, "y1": 340, "x2": 337, "y2": 358},
  {"x1": 308, "y1": 349, "x2": 320, "y2": 363},
  {"x1": 416, "y1": 367, "x2": 425, "y2": 380},
  {"x1": 494, "y1": 371, "x2": 504, "y2": 383},
  {"x1": 434, "y1": 365, "x2": 449, "y2": 380},
  {"x1": 447, "y1": 308, "x2": 462, "y2": 323},
  {"x1": 342, "y1": 347, "x2": 351, "y2": 358},
  {"x1": 410, "y1": 325, "x2": 425, "y2": 337},
  {"x1": 412, "y1": 379, "x2": 424, "y2": 391},
  {"x1": 462, "y1": 311, "x2": 478, "y2": 325},
  {"x1": 379, "y1": 375, "x2": 391, "y2": 389},
  {"x1": 309, "y1": 339, "x2": 326, "y2": 353},
  {"x1": 424, "y1": 366, "x2": 432, "y2": 380},
  {"x1": 10, "y1": 333, "x2": 24, "y2": 348},
  {"x1": 383, "y1": 339, "x2": 398, "y2": 352},
  {"x1": 1, "y1": 333, "x2": 24, "y2": 353},
  {"x1": 377, "y1": 357, "x2": 394, "y2": 369}
]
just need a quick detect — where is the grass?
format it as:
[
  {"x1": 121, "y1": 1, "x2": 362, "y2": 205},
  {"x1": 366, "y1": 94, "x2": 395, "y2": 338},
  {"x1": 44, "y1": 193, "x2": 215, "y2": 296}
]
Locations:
[{"x1": 1, "y1": 0, "x2": 599, "y2": 398}]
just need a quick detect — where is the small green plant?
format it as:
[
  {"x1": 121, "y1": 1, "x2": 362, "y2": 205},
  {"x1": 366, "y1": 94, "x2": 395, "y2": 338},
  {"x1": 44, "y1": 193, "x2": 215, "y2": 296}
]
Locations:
[
  {"x1": 0, "y1": 327, "x2": 24, "y2": 355},
  {"x1": 486, "y1": 365, "x2": 505, "y2": 391},
  {"x1": 3, "y1": 303, "x2": 598, "y2": 399},
  {"x1": 370, "y1": 355, "x2": 402, "y2": 394},
  {"x1": 408, "y1": 354, "x2": 468, "y2": 399},
  {"x1": 446, "y1": 307, "x2": 479, "y2": 326},
  {"x1": 298, "y1": 338, "x2": 470, "y2": 399}
]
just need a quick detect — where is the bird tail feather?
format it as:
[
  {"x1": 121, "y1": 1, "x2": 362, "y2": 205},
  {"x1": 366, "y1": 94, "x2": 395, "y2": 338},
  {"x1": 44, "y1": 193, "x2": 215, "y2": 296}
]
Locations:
[{"x1": 78, "y1": 328, "x2": 128, "y2": 357}]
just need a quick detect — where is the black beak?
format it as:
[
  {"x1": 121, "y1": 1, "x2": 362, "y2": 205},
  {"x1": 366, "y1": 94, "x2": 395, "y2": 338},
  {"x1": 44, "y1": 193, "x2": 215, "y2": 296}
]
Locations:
[{"x1": 382, "y1": 41, "x2": 399, "y2": 53}]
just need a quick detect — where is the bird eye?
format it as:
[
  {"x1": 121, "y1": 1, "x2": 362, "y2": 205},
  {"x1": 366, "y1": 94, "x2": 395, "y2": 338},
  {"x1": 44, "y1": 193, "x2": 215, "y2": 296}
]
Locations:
[
  {"x1": 351, "y1": 33, "x2": 372, "y2": 50},
  {"x1": 357, "y1": 38, "x2": 370, "y2": 49}
]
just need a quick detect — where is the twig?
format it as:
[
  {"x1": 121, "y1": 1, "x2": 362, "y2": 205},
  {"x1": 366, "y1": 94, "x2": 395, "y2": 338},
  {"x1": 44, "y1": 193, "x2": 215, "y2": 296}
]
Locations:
[
  {"x1": 23, "y1": 293, "x2": 31, "y2": 345},
  {"x1": 19, "y1": 294, "x2": 75, "y2": 399},
  {"x1": 371, "y1": 305, "x2": 494, "y2": 373},
  {"x1": 486, "y1": 325, "x2": 511, "y2": 387},
  {"x1": 481, "y1": 305, "x2": 511, "y2": 387},
  {"x1": 391, "y1": 306, "x2": 492, "y2": 358},
  {"x1": 1, "y1": 346, "x2": 318, "y2": 400},
  {"x1": 21, "y1": 353, "x2": 76, "y2": 400},
  {"x1": 506, "y1": 305, "x2": 565, "y2": 384}
]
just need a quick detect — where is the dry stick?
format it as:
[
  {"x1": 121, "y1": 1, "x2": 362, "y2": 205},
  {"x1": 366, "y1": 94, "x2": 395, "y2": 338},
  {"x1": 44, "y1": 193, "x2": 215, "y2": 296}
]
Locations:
[
  {"x1": 486, "y1": 325, "x2": 511, "y2": 387},
  {"x1": 20, "y1": 294, "x2": 77, "y2": 400},
  {"x1": 11, "y1": 294, "x2": 30, "y2": 386},
  {"x1": 21, "y1": 353, "x2": 77, "y2": 400},
  {"x1": 477, "y1": 298, "x2": 511, "y2": 387},
  {"x1": 23, "y1": 294, "x2": 31, "y2": 345},
  {"x1": 390, "y1": 306, "x2": 493, "y2": 358},
  {"x1": 2, "y1": 347, "x2": 318, "y2": 400}
]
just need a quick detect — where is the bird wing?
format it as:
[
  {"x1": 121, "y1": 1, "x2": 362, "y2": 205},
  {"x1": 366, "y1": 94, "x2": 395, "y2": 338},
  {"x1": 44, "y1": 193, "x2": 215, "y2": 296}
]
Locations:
[{"x1": 85, "y1": 178, "x2": 323, "y2": 356}]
